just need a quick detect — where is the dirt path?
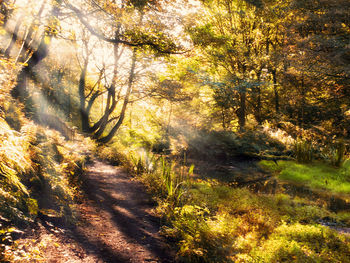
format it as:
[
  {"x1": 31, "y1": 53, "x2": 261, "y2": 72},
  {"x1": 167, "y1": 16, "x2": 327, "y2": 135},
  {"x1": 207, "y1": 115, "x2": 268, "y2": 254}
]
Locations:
[{"x1": 17, "y1": 160, "x2": 174, "y2": 263}]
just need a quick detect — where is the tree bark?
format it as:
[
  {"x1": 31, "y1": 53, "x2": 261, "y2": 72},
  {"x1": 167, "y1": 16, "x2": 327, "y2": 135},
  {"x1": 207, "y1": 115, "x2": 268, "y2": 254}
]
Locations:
[
  {"x1": 17, "y1": 0, "x2": 47, "y2": 62},
  {"x1": 98, "y1": 48, "x2": 137, "y2": 143},
  {"x1": 11, "y1": 36, "x2": 48, "y2": 102},
  {"x1": 79, "y1": 60, "x2": 90, "y2": 132},
  {"x1": 92, "y1": 28, "x2": 121, "y2": 137},
  {"x1": 256, "y1": 86, "x2": 261, "y2": 124},
  {"x1": 238, "y1": 85, "x2": 246, "y2": 131},
  {"x1": 272, "y1": 69, "x2": 279, "y2": 114},
  {"x1": 4, "y1": 19, "x2": 21, "y2": 58},
  {"x1": 255, "y1": 70, "x2": 262, "y2": 124}
]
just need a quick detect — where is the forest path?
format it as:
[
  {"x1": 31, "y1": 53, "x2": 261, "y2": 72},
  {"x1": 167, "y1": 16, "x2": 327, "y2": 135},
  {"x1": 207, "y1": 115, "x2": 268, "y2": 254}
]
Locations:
[{"x1": 34, "y1": 160, "x2": 174, "y2": 263}]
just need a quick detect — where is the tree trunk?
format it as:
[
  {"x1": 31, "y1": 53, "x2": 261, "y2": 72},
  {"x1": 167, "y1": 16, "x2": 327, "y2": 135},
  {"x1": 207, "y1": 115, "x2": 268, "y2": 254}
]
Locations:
[
  {"x1": 255, "y1": 70, "x2": 262, "y2": 124},
  {"x1": 91, "y1": 26, "x2": 121, "y2": 137},
  {"x1": 222, "y1": 108, "x2": 226, "y2": 130},
  {"x1": 238, "y1": 85, "x2": 246, "y2": 131},
  {"x1": 11, "y1": 36, "x2": 48, "y2": 102},
  {"x1": 98, "y1": 48, "x2": 137, "y2": 143},
  {"x1": 4, "y1": 19, "x2": 21, "y2": 58},
  {"x1": 79, "y1": 60, "x2": 90, "y2": 132},
  {"x1": 300, "y1": 76, "x2": 305, "y2": 128},
  {"x1": 272, "y1": 69, "x2": 279, "y2": 114},
  {"x1": 17, "y1": 0, "x2": 47, "y2": 62},
  {"x1": 256, "y1": 86, "x2": 262, "y2": 124}
]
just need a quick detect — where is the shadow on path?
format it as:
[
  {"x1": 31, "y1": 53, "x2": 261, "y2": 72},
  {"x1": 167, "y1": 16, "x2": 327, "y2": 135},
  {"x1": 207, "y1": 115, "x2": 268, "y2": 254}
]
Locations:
[{"x1": 67, "y1": 160, "x2": 174, "y2": 263}]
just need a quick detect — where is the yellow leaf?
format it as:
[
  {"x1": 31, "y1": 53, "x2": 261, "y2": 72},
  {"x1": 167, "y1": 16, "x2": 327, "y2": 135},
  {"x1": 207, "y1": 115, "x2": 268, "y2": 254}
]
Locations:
[{"x1": 44, "y1": 36, "x2": 51, "y2": 45}]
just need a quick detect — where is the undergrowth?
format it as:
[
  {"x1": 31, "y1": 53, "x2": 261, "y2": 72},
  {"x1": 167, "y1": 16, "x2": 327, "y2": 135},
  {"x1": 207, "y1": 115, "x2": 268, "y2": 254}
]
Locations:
[
  {"x1": 0, "y1": 56, "x2": 94, "y2": 261},
  {"x1": 98, "y1": 143, "x2": 350, "y2": 262}
]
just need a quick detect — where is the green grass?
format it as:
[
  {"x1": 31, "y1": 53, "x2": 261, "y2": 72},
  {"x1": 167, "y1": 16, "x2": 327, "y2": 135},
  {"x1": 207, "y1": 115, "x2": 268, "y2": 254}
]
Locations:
[
  {"x1": 159, "y1": 181, "x2": 349, "y2": 262},
  {"x1": 102, "y1": 145, "x2": 350, "y2": 262},
  {"x1": 260, "y1": 160, "x2": 350, "y2": 195},
  {"x1": 251, "y1": 223, "x2": 350, "y2": 263}
]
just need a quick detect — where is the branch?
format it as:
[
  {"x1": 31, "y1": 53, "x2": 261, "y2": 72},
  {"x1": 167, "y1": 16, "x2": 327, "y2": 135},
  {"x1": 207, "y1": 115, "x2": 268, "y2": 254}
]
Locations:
[
  {"x1": 107, "y1": 115, "x2": 120, "y2": 124},
  {"x1": 86, "y1": 90, "x2": 102, "y2": 114},
  {"x1": 63, "y1": 1, "x2": 187, "y2": 54},
  {"x1": 85, "y1": 67, "x2": 104, "y2": 99}
]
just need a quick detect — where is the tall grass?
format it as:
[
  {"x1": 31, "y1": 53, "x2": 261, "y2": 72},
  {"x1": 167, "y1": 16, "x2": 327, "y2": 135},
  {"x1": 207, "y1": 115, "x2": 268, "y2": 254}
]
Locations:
[
  {"x1": 126, "y1": 149, "x2": 194, "y2": 206},
  {"x1": 159, "y1": 156, "x2": 194, "y2": 205},
  {"x1": 294, "y1": 139, "x2": 313, "y2": 163}
]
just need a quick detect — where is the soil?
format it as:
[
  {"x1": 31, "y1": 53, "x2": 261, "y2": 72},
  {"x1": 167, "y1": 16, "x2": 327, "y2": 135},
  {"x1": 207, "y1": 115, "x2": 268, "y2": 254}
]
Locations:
[{"x1": 10, "y1": 160, "x2": 175, "y2": 263}]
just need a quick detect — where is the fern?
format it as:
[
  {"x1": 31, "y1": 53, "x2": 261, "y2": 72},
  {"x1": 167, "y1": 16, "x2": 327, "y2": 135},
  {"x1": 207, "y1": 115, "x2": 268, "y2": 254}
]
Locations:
[{"x1": 0, "y1": 163, "x2": 28, "y2": 195}]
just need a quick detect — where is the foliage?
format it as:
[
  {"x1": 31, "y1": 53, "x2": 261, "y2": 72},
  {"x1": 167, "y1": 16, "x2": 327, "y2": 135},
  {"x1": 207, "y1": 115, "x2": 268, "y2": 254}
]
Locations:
[
  {"x1": 160, "y1": 181, "x2": 349, "y2": 262},
  {"x1": 1, "y1": 0, "x2": 350, "y2": 261},
  {"x1": 128, "y1": 149, "x2": 194, "y2": 206},
  {"x1": 0, "y1": 56, "x2": 95, "y2": 260}
]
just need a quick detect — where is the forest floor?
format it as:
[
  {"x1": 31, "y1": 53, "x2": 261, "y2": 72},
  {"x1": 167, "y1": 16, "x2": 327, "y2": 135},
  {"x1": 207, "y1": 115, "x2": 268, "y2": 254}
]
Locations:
[
  {"x1": 8, "y1": 160, "x2": 174, "y2": 263},
  {"x1": 6, "y1": 157, "x2": 350, "y2": 262}
]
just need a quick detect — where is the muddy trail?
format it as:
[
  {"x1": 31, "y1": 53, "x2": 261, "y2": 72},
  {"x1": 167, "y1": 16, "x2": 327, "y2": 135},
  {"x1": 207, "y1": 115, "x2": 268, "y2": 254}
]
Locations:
[{"x1": 15, "y1": 160, "x2": 174, "y2": 263}]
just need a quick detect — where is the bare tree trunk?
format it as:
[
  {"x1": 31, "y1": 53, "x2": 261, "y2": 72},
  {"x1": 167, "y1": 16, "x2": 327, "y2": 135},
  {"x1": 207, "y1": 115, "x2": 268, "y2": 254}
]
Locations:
[
  {"x1": 300, "y1": 75, "x2": 305, "y2": 129},
  {"x1": 79, "y1": 60, "x2": 90, "y2": 132},
  {"x1": 222, "y1": 108, "x2": 226, "y2": 130},
  {"x1": 256, "y1": 86, "x2": 261, "y2": 124},
  {"x1": 4, "y1": 19, "x2": 21, "y2": 58},
  {"x1": 98, "y1": 48, "x2": 137, "y2": 143},
  {"x1": 255, "y1": 70, "x2": 262, "y2": 124},
  {"x1": 11, "y1": 36, "x2": 48, "y2": 100},
  {"x1": 11, "y1": 1, "x2": 60, "y2": 112},
  {"x1": 17, "y1": 0, "x2": 47, "y2": 62},
  {"x1": 92, "y1": 29, "x2": 120, "y2": 137},
  {"x1": 237, "y1": 85, "x2": 246, "y2": 131},
  {"x1": 272, "y1": 69, "x2": 279, "y2": 114}
]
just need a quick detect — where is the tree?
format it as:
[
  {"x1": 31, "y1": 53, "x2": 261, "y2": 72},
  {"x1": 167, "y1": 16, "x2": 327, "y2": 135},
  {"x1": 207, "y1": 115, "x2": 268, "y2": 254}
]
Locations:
[
  {"x1": 11, "y1": 0, "x2": 62, "y2": 113},
  {"x1": 281, "y1": 0, "x2": 350, "y2": 132},
  {"x1": 68, "y1": 0, "x2": 185, "y2": 142},
  {"x1": 188, "y1": 0, "x2": 287, "y2": 129}
]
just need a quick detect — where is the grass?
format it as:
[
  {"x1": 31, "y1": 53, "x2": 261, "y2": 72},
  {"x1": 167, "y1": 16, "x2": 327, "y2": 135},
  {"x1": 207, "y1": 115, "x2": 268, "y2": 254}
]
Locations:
[
  {"x1": 95, "y1": 121, "x2": 350, "y2": 262},
  {"x1": 251, "y1": 223, "x2": 350, "y2": 263},
  {"x1": 260, "y1": 160, "x2": 350, "y2": 195},
  {"x1": 160, "y1": 181, "x2": 350, "y2": 262},
  {"x1": 100, "y1": 143, "x2": 350, "y2": 262}
]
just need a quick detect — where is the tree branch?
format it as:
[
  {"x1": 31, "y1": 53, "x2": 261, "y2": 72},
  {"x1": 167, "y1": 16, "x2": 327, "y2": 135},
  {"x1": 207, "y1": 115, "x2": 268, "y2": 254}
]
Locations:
[{"x1": 63, "y1": 1, "x2": 186, "y2": 54}]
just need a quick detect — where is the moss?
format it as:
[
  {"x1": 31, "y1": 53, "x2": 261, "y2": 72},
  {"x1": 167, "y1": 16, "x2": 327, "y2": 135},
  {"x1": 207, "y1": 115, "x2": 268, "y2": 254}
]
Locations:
[{"x1": 260, "y1": 160, "x2": 350, "y2": 194}]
